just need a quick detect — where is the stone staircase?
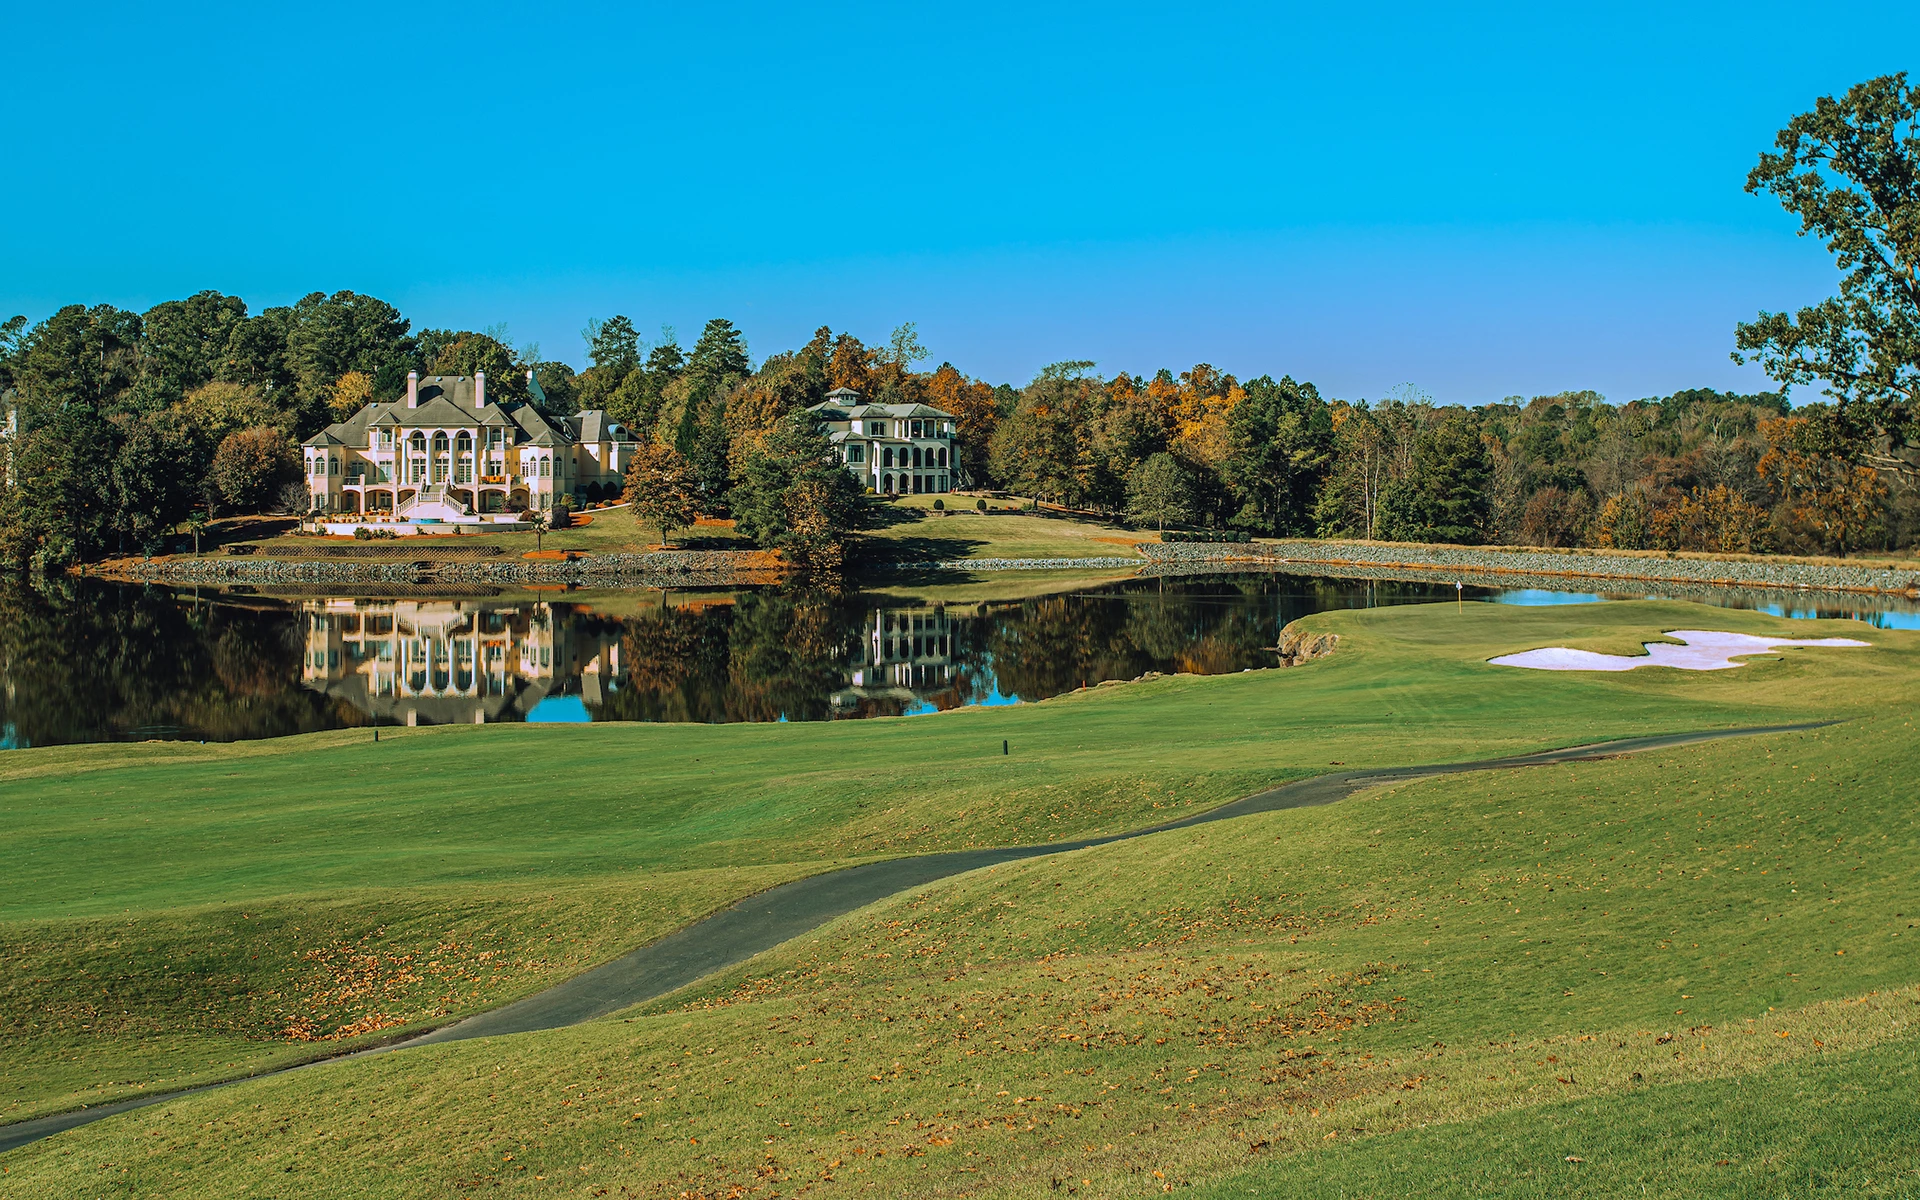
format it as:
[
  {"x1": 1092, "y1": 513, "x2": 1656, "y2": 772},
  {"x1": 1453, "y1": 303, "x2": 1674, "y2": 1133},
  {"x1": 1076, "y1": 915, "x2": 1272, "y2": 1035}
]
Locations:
[{"x1": 397, "y1": 486, "x2": 472, "y2": 519}]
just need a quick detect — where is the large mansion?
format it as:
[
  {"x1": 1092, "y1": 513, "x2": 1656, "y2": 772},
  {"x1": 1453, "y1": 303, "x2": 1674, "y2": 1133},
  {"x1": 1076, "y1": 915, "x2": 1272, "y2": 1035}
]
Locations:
[
  {"x1": 303, "y1": 371, "x2": 636, "y2": 515},
  {"x1": 810, "y1": 387, "x2": 958, "y2": 495}
]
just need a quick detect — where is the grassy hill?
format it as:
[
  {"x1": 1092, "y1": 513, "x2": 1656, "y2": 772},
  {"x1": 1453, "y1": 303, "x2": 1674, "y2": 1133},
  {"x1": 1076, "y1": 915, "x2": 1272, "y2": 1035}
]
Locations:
[{"x1": 2, "y1": 598, "x2": 1915, "y2": 1195}]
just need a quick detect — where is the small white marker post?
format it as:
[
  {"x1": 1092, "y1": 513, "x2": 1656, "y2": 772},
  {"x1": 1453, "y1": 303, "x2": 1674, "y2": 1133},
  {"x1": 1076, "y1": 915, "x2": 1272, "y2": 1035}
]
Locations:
[{"x1": 1456, "y1": 580, "x2": 1463, "y2": 612}]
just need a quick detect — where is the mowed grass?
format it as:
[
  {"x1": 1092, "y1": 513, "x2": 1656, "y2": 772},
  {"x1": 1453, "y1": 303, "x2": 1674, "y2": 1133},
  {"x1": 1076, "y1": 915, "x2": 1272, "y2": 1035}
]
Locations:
[
  {"x1": 6, "y1": 683, "x2": 1915, "y2": 1196},
  {"x1": 857, "y1": 505, "x2": 1151, "y2": 564},
  {"x1": 1189, "y1": 1037, "x2": 1920, "y2": 1197},
  {"x1": 1, "y1": 598, "x2": 1915, "y2": 1193}
]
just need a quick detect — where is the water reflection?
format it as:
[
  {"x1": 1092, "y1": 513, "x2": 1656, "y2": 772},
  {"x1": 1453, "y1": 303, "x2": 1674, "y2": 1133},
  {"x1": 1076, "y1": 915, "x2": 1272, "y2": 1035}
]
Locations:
[
  {"x1": 3, "y1": 574, "x2": 1916, "y2": 747},
  {"x1": 299, "y1": 600, "x2": 623, "y2": 727}
]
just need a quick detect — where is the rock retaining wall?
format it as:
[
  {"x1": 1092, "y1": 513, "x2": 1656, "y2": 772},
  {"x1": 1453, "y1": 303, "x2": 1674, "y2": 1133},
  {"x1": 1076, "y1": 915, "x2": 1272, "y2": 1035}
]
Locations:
[
  {"x1": 107, "y1": 550, "x2": 779, "y2": 588},
  {"x1": 1139, "y1": 540, "x2": 1920, "y2": 595},
  {"x1": 894, "y1": 556, "x2": 1144, "y2": 572}
]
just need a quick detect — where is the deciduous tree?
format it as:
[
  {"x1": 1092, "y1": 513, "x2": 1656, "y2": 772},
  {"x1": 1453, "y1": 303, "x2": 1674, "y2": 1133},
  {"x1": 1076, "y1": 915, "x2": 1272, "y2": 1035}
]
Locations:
[
  {"x1": 209, "y1": 427, "x2": 301, "y2": 515},
  {"x1": 1734, "y1": 73, "x2": 1920, "y2": 480},
  {"x1": 623, "y1": 443, "x2": 704, "y2": 546},
  {"x1": 1759, "y1": 413, "x2": 1888, "y2": 552},
  {"x1": 1126, "y1": 452, "x2": 1196, "y2": 532},
  {"x1": 329, "y1": 371, "x2": 373, "y2": 421}
]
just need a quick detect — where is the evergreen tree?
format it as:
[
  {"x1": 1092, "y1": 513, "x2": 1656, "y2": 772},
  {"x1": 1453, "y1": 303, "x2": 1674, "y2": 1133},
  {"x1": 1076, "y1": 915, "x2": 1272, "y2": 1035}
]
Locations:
[
  {"x1": 726, "y1": 411, "x2": 867, "y2": 573},
  {"x1": 1377, "y1": 412, "x2": 1492, "y2": 544},
  {"x1": 686, "y1": 318, "x2": 749, "y2": 385},
  {"x1": 1221, "y1": 375, "x2": 1332, "y2": 535},
  {"x1": 585, "y1": 315, "x2": 642, "y2": 375}
]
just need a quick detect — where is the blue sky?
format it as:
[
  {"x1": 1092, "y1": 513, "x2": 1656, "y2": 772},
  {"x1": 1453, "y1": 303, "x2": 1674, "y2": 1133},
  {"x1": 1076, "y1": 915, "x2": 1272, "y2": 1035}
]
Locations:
[{"x1": 2, "y1": 1, "x2": 1914, "y2": 403}]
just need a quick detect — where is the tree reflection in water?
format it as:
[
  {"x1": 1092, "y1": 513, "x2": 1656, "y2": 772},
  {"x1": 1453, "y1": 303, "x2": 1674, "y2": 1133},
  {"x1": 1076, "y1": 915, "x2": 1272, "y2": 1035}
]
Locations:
[{"x1": 0, "y1": 575, "x2": 1471, "y2": 747}]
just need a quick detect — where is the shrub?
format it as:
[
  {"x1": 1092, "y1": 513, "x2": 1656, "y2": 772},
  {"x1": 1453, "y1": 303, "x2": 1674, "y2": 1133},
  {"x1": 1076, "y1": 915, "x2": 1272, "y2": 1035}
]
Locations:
[
  {"x1": 976, "y1": 498, "x2": 987, "y2": 511},
  {"x1": 353, "y1": 527, "x2": 374, "y2": 540},
  {"x1": 933, "y1": 498, "x2": 945, "y2": 511}
]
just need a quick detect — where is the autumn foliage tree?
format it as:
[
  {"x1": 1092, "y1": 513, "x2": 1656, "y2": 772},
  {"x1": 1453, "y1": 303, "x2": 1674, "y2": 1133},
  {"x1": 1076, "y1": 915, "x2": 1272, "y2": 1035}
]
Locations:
[
  {"x1": 209, "y1": 427, "x2": 302, "y2": 515},
  {"x1": 623, "y1": 443, "x2": 704, "y2": 546},
  {"x1": 1648, "y1": 485, "x2": 1772, "y2": 553},
  {"x1": 1759, "y1": 414, "x2": 1887, "y2": 553}
]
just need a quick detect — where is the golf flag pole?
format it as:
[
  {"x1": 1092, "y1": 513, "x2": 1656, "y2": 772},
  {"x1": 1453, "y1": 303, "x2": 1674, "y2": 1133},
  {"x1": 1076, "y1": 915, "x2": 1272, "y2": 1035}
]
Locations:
[{"x1": 1456, "y1": 580, "x2": 1463, "y2": 612}]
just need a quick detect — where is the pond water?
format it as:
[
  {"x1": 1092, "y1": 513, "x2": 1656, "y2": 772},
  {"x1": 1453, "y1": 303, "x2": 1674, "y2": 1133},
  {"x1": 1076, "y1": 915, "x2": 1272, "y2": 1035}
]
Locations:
[{"x1": 2, "y1": 575, "x2": 1914, "y2": 747}]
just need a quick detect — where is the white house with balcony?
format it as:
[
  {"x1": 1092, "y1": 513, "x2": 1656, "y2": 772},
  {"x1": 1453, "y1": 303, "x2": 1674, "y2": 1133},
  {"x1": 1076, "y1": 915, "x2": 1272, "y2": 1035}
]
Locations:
[
  {"x1": 808, "y1": 386, "x2": 958, "y2": 495},
  {"x1": 301, "y1": 370, "x2": 637, "y2": 520}
]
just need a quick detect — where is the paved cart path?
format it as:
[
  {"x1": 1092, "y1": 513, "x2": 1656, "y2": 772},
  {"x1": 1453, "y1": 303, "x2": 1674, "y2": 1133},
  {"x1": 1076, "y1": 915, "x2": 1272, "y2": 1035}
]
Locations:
[{"x1": 0, "y1": 722, "x2": 1831, "y2": 1155}]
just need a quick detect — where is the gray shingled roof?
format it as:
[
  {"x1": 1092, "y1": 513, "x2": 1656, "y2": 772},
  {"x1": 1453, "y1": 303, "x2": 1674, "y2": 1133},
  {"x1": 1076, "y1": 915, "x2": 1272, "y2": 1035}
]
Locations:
[
  {"x1": 573, "y1": 409, "x2": 631, "y2": 442},
  {"x1": 415, "y1": 375, "x2": 478, "y2": 408},
  {"x1": 511, "y1": 405, "x2": 570, "y2": 444},
  {"x1": 808, "y1": 400, "x2": 955, "y2": 421}
]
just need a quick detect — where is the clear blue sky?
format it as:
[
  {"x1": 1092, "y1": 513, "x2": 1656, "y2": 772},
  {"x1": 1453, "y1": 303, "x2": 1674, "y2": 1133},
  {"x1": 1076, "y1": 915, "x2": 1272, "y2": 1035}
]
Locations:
[{"x1": 2, "y1": 1, "x2": 1914, "y2": 403}]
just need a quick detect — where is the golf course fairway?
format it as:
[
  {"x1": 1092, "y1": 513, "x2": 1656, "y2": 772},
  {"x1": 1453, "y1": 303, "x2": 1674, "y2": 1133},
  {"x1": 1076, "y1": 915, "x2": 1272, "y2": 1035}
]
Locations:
[{"x1": 2, "y1": 598, "x2": 1916, "y2": 1197}]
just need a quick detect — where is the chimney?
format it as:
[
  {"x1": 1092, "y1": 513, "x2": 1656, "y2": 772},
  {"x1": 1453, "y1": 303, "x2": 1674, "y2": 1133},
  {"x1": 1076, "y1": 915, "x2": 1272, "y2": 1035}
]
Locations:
[
  {"x1": 407, "y1": 370, "x2": 419, "y2": 408},
  {"x1": 474, "y1": 370, "x2": 486, "y2": 410}
]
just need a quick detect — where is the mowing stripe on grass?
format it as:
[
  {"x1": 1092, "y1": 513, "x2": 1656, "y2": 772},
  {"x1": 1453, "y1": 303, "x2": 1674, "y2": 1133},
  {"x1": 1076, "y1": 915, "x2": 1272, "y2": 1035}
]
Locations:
[{"x1": 0, "y1": 721, "x2": 1830, "y2": 1156}]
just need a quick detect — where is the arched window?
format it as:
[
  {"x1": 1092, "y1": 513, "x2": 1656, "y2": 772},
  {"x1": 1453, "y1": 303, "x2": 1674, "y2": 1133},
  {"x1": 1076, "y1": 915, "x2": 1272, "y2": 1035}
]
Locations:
[
  {"x1": 883, "y1": 447, "x2": 894, "y2": 468},
  {"x1": 938, "y1": 447, "x2": 948, "y2": 467},
  {"x1": 883, "y1": 473, "x2": 894, "y2": 493}
]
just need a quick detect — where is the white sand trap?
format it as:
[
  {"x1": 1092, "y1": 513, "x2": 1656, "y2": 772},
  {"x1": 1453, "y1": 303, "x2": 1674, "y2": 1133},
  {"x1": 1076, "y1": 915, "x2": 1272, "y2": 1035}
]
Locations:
[{"x1": 1490, "y1": 629, "x2": 1870, "y2": 672}]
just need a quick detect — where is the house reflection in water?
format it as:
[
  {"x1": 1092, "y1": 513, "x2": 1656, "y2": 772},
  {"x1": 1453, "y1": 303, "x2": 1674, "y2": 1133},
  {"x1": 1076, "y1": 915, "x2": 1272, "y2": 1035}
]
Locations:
[
  {"x1": 831, "y1": 607, "x2": 957, "y2": 714},
  {"x1": 299, "y1": 600, "x2": 621, "y2": 726}
]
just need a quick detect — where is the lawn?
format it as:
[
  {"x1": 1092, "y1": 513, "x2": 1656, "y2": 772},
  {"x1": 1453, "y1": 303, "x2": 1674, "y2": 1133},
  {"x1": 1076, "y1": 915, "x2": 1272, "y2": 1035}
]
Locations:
[
  {"x1": 855, "y1": 502, "x2": 1152, "y2": 566},
  {"x1": 2, "y1": 598, "x2": 1915, "y2": 1195}
]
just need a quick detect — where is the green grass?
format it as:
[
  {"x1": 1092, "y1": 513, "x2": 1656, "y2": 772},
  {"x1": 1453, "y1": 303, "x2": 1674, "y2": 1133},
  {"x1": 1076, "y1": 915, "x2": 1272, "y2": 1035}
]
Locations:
[
  {"x1": 2, "y1": 598, "x2": 1916, "y2": 1195},
  {"x1": 0, "y1": 868, "x2": 809, "y2": 1121},
  {"x1": 1193, "y1": 1036, "x2": 1920, "y2": 1197},
  {"x1": 856, "y1": 504, "x2": 1150, "y2": 564}
]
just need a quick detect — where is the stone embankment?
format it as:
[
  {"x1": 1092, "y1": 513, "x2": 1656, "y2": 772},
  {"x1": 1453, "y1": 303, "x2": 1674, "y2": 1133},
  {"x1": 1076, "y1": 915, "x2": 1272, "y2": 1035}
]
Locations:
[
  {"x1": 1138, "y1": 540, "x2": 1920, "y2": 595},
  {"x1": 106, "y1": 550, "x2": 780, "y2": 588},
  {"x1": 898, "y1": 556, "x2": 1144, "y2": 572}
]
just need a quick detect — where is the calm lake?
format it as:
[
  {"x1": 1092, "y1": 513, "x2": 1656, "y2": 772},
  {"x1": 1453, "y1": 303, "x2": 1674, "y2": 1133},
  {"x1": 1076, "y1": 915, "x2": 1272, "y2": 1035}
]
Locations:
[{"x1": 3, "y1": 574, "x2": 1915, "y2": 747}]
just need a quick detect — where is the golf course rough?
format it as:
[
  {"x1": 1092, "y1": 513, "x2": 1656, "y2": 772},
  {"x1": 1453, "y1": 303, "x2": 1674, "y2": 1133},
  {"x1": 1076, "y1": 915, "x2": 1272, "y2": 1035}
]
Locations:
[{"x1": 2, "y1": 598, "x2": 1917, "y2": 1198}]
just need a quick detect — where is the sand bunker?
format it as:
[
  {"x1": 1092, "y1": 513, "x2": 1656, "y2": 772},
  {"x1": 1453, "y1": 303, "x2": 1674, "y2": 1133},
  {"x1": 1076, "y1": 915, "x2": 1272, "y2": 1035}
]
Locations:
[{"x1": 1490, "y1": 629, "x2": 1870, "y2": 672}]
